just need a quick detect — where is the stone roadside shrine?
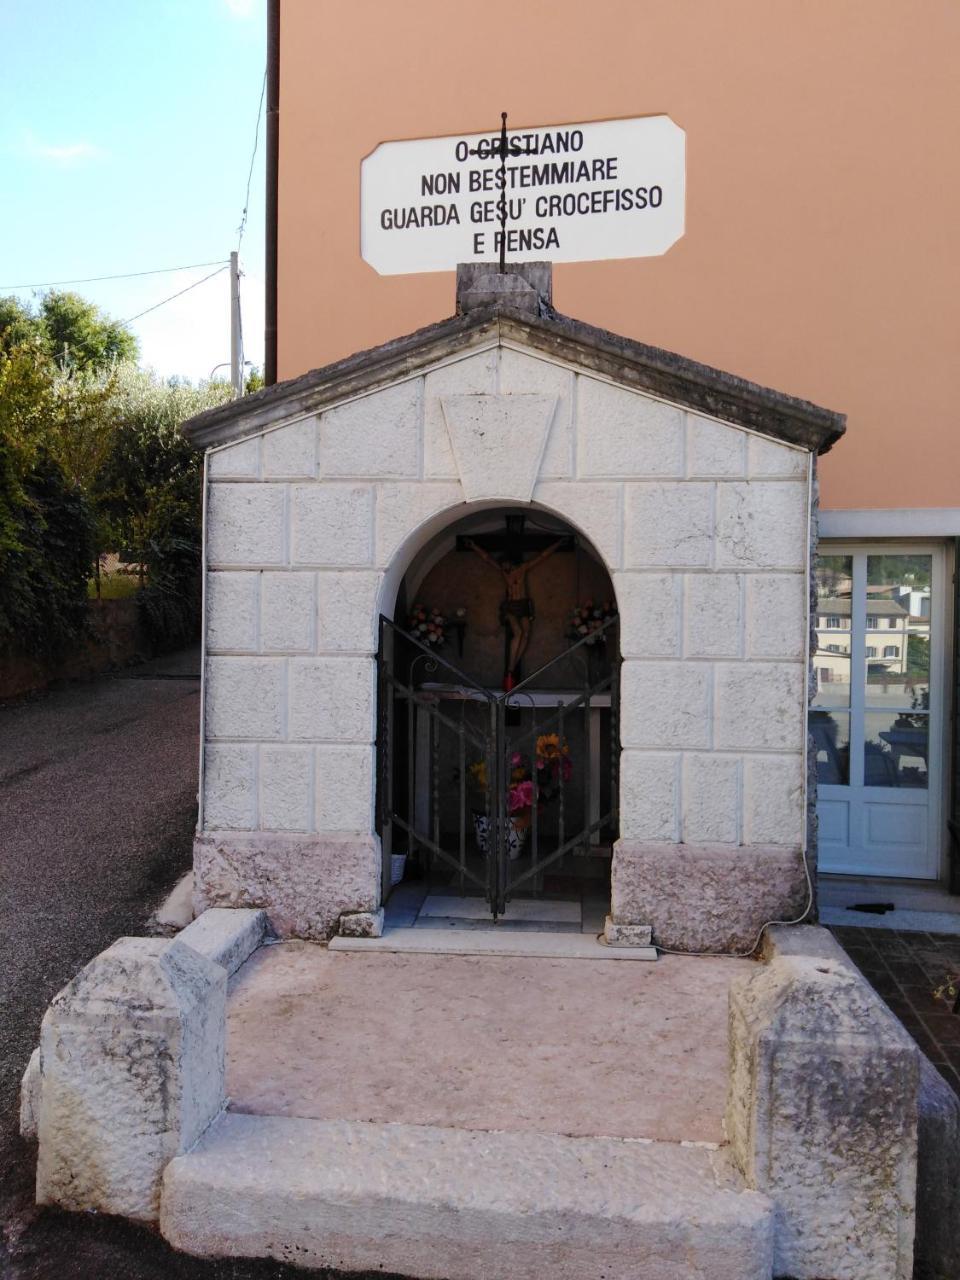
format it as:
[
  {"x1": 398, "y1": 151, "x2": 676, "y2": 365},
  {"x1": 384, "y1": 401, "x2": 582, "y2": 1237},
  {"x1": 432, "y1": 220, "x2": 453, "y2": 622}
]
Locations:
[
  {"x1": 23, "y1": 262, "x2": 952, "y2": 1279},
  {"x1": 191, "y1": 258, "x2": 838, "y2": 949}
]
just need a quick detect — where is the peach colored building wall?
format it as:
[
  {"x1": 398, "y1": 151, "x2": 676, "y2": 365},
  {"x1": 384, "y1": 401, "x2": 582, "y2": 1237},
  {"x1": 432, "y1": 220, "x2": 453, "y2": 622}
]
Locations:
[{"x1": 276, "y1": 0, "x2": 960, "y2": 512}]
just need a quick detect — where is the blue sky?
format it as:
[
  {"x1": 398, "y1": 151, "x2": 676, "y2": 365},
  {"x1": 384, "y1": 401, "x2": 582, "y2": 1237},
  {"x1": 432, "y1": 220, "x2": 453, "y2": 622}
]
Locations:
[{"x1": 1, "y1": 0, "x2": 266, "y2": 383}]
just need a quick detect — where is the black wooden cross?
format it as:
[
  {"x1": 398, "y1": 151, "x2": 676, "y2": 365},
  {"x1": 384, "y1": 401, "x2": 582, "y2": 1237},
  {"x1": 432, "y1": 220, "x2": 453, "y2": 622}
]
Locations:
[{"x1": 455, "y1": 515, "x2": 574, "y2": 564}]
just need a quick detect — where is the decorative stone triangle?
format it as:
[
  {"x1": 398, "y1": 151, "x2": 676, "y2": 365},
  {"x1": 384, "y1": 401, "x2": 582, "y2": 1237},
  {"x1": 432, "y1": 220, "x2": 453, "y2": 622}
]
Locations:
[{"x1": 440, "y1": 394, "x2": 557, "y2": 502}]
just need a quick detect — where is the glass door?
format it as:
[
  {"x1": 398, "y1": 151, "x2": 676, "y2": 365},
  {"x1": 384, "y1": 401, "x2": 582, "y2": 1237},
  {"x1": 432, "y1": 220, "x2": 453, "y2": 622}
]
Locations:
[{"x1": 812, "y1": 545, "x2": 943, "y2": 878}]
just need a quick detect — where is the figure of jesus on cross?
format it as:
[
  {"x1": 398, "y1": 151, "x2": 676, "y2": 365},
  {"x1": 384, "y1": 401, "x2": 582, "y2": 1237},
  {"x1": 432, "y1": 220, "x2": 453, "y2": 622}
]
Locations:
[{"x1": 465, "y1": 536, "x2": 565, "y2": 688}]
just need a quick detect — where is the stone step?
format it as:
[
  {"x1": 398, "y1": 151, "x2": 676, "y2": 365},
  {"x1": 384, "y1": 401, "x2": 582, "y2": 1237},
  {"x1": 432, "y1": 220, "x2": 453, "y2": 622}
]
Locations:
[
  {"x1": 161, "y1": 1114, "x2": 774, "y2": 1280},
  {"x1": 330, "y1": 925, "x2": 657, "y2": 960}
]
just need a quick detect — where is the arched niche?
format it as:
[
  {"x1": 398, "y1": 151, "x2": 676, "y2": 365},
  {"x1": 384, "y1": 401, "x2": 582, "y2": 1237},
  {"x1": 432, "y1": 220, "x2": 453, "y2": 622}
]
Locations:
[{"x1": 381, "y1": 501, "x2": 617, "y2": 692}]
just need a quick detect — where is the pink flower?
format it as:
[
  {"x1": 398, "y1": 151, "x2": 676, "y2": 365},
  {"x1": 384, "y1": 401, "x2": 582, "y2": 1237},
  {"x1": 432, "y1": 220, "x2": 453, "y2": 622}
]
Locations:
[
  {"x1": 511, "y1": 751, "x2": 523, "y2": 767},
  {"x1": 508, "y1": 780, "x2": 534, "y2": 812}
]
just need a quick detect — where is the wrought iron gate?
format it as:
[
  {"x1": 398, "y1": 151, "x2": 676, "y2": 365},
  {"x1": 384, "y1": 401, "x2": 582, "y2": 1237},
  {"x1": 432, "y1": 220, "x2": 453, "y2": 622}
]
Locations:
[{"x1": 376, "y1": 614, "x2": 620, "y2": 917}]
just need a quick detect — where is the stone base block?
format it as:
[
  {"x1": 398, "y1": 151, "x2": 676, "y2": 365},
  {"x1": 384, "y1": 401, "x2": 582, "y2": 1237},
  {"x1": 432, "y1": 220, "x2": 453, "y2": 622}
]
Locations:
[
  {"x1": 161, "y1": 1113, "x2": 774, "y2": 1280},
  {"x1": 611, "y1": 840, "x2": 809, "y2": 953},
  {"x1": 339, "y1": 908, "x2": 384, "y2": 938},
  {"x1": 727, "y1": 954, "x2": 918, "y2": 1280},
  {"x1": 602, "y1": 917, "x2": 653, "y2": 947},
  {"x1": 760, "y1": 921, "x2": 847, "y2": 965},
  {"x1": 37, "y1": 937, "x2": 226, "y2": 1222},
  {"x1": 179, "y1": 907, "x2": 269, "y2": 975},
  {"x1": 764, "y1": 922, "x2": 959, "y2": 1280},
  {"x1": 20, "y1": 1048, "x2": 40, "y2": 1140},
  {"x1": 916, "y1": 1057, "x2": 960, "y2": 1280},
  {"x1": 193, "y1": 831, "x2": 380, "y2": 941},
  {"x1": 152, "y1": 871, "x2": 195, "y2": 932}
]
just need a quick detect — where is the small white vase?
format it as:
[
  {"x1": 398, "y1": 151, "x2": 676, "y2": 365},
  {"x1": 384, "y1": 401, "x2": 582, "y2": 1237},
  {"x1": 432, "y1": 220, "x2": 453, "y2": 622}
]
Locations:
[
  {"x1": 507, "y1": 819, "x2": 529, "y2": 861},
  {"x1": 473, "y1": 811, "x2": 489, "y2": 853},
  {"x1": 473, "y1": 812, "x2": 528, "y2": 860}
]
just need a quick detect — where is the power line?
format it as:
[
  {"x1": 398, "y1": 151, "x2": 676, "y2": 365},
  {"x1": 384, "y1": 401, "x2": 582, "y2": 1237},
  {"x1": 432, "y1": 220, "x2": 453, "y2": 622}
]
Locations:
[
  {"x1": 121, "y1": 264, "x2": 230, "y2": 326},
  {"x1": 232, "y1": 66, "x2": 267, "y2": 386},
  {"x1": 237, "y1": 68, "x2": 267, "y2": 253},
  {"x1": 0, "y1": 259, "x2": 230, "y2": 291}
]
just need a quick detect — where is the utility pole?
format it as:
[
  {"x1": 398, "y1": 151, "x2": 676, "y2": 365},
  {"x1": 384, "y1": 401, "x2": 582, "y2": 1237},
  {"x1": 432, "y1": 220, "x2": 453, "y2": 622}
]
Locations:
[{"x1": 230, "y1": 250, "x2": 242, "y2": 398}]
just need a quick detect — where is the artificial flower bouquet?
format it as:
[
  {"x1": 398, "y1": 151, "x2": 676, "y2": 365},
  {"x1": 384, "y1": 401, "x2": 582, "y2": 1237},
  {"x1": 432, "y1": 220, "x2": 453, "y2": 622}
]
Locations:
[
  {"x1": 469, "y1": 733, "x2": 573, "y2": 828},
  {"x1": 567, "y1": 599, "x2": 617, "y2": 645},
  {"x1": 407, "y1": 603, "x2": 446, "y2": 647}
]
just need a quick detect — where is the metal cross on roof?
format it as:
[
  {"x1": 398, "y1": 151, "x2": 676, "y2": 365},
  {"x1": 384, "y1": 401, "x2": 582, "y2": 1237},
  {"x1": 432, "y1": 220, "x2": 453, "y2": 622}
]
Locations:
[
  {"x1": 495, "y1": 112, "x2": 509, "y2": 272},
  {"x1": 463, "y1": 112, "x2": 512, "y2": 272}
]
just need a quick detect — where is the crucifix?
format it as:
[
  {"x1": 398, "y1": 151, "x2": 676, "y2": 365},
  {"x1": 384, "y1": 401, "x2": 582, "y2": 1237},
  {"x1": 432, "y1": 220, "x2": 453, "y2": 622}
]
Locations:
[{"x1": 457, "y1": 515, "x2": 574, "y2": 689}]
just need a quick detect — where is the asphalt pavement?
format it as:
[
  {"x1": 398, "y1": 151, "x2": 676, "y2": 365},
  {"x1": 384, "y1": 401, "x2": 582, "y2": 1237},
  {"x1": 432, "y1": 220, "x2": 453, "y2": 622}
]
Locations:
[{"x1": 0, "y1": 648, "x2": 366, "y2": 1279}]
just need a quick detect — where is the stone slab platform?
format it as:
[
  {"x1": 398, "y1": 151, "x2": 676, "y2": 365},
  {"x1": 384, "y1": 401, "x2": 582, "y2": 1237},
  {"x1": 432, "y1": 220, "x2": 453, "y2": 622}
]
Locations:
[
  {"x1": 226, "y1": 942, "x2": 749, "y2": 1143},
  {"x1": 161, "y1": 1113, "x2": 774, "y2": 1280}
]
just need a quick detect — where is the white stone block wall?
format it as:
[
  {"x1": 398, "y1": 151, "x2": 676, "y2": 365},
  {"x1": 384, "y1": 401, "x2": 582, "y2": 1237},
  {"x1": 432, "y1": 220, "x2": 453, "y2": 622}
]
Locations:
[
  {"x1": 199, "y1": 343, "x2": 812, "y2": 937},
  {"x1": 613, "y1": 404, "x2": 808, "y2": 851},
  {"x1": 201, "y1": 363, "x2": 476, "y2": 842}
]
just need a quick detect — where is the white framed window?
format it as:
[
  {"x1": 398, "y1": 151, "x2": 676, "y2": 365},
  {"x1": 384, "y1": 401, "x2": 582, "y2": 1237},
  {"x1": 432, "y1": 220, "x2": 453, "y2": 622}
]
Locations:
[{"x1": 813, "y1": 543, "x2": 942, "y2": 880}]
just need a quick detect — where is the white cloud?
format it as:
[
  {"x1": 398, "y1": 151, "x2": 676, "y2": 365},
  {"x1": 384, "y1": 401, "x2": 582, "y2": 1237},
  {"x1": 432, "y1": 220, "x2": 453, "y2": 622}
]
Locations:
[
  {"x1": 21, "y1": 130, "x2": 105, "y2": 166},
  {"x1": 223, "y1": 0, "x2": 258, "y2": 18}
]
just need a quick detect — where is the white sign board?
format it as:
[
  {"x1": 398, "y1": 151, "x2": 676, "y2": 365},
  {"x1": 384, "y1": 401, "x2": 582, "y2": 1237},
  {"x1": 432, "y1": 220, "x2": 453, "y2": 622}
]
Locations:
[{"x1": 361, "y1": 115, "x2": 685, "y2": 276}]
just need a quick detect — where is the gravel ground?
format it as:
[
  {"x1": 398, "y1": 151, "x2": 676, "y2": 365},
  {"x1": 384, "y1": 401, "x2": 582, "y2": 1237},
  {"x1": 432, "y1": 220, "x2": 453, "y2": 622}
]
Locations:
[{"x1": 0, "y1": 649, "x2": 375, "y2": 1280}]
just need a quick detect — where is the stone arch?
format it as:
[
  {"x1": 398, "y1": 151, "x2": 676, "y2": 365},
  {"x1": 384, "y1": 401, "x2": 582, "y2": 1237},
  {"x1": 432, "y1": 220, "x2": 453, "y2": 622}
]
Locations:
[
  {"x1": 375, "y1": 494, "x2": 622, "y2": 920},
  {"x1": 377, "y1": 495, "x2": 619, "y2": 628}
]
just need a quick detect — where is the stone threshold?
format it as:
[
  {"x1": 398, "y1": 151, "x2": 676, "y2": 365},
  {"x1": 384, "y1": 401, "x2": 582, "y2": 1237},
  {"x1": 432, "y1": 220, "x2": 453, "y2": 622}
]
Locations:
[
  {"x1": 329, "y1": 925, "x2": 657, "y2": 961},
  {"x1": 160, "y1": 1112, "x2": 774, "y2": 1280},
  {"x1": 418, "y1": 893, "x2": 582, "y2": 923}
]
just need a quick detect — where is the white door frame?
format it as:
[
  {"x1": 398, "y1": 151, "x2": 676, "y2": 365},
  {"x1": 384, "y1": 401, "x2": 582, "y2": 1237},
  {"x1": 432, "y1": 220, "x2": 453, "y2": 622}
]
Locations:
[{"x1": 816, "y1": 541, "x2": 947, "y2": 880}]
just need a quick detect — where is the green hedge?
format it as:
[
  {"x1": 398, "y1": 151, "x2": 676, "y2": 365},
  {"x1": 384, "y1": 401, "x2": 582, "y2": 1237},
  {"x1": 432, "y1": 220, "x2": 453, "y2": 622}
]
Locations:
[
  {"x1": 0, "y1": 444, "x2": 96, "y2": 657},
  {"x1": 0, "y1": 280, "x2": 239, "y2": 662}
]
